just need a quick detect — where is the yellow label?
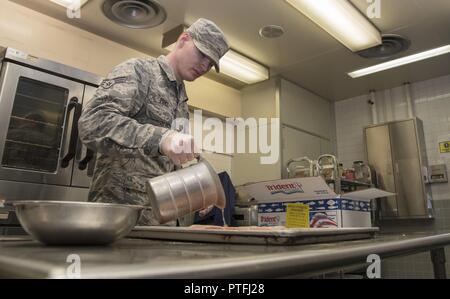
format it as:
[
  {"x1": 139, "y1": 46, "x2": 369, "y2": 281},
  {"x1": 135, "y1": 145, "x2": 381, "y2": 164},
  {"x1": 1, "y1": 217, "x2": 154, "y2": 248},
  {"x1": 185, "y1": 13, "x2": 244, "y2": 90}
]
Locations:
[
  {"x1": 439, "y1": 141, "x2": 450, "y2": 153},
  {"x1": 285, "y1": 203, "x2": 310, "y2": 228}
]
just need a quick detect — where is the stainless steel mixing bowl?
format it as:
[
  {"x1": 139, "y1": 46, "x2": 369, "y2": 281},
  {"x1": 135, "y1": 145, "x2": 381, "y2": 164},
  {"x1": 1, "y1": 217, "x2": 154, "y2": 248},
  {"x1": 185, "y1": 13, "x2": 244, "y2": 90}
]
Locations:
[{"x1": 13, "y1": 201, "x2": 146, "y2": 245}]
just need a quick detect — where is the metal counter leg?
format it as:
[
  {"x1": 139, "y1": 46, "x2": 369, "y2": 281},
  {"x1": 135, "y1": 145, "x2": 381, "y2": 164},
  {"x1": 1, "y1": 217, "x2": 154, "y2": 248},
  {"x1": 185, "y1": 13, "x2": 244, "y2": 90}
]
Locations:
[{"x1": 430, "y1": 248, "x2": 447, "y2": 279}]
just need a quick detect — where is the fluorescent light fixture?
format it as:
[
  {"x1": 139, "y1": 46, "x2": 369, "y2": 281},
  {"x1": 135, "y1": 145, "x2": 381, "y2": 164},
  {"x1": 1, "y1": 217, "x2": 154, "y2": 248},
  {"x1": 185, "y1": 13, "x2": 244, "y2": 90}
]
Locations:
[
  {"x1": 285, "y1": 0, "x2": 382, "y2": 52},
  {"x1": 162, "y1": 25, "x2": 269, "y2": 85},
  {"x1": 219, "y1": 50, "x2": 269, "y2": 85},
  {"x1": 348, "y1": 45, "x2": 450, "y2": 78},
  {"x1": 49, "y1": 0, "x2": 89, "y2": 9}
]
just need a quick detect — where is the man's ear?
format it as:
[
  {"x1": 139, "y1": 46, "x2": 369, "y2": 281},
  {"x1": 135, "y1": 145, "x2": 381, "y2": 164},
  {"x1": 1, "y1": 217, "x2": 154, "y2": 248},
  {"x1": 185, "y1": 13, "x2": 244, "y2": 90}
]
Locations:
[{"x1": 176, "y1": 32, "x2": 190, "y2": 49}]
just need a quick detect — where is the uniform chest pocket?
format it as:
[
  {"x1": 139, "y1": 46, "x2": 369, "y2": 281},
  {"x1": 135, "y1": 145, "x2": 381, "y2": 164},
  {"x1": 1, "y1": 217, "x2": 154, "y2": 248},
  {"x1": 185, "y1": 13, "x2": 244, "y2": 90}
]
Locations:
[{"x1": 145, "y1": 101, "x2": 175, "y2": 128}]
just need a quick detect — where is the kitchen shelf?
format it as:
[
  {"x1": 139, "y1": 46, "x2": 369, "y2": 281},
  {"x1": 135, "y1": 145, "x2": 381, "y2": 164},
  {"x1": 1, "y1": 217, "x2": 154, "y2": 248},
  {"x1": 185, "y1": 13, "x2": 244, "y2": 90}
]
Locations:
[
  {"x1": 12, "y1": 100, "x2": 64, "y2": 122},
  {"x1": 10, "y1": 116, "x2": 59, "y2": 128},
  {"x1": 15, "y1": 92, "x2": 63, "y2": 107},
  {"x1": 5, "y1": 139, "x2": 58, "y2": 150},
  {"x1": 326, "y1": 178, "x2": 373, "y2": 192}
]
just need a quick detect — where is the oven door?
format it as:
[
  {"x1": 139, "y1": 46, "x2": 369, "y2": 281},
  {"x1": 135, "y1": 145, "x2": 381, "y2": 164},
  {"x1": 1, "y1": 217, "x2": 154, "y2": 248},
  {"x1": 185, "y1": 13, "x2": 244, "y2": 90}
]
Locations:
[
  {"x1": 71, "y1": 84, "x2": 97, "y2": 188},
  {"x1": 0, "y1": 62, "x2": 84, "y2": 186}
]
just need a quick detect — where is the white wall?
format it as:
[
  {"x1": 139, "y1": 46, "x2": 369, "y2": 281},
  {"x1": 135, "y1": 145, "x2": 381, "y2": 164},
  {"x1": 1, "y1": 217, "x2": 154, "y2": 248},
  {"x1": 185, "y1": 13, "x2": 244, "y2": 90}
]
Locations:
[
  {"x1": 280, "y1": 79, "x2": 332, "y2": 139},
  {"x1": 335, "y1": 74, "x2": 450, "y2": 200},
  {"x1": 232, "y1": 78, "x2": 336, "y2": 185},
  {"x1": 232, "y1": 79, "x2": 281, "y2": 185},
  {"x1": 335, "y1": 94, "x2": 372, "y2": 168},
  {"x1": 188, "y1": 111, "x2": 233, "y2": 177},
  {"x1": 279, "y1": 78, "x2": 336, "y2": 178}
]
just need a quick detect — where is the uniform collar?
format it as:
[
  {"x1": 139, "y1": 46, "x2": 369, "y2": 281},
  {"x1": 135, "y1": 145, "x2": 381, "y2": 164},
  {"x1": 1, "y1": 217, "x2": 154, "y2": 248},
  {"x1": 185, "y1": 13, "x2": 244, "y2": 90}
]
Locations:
[
  {"x1": 179, "y1": 83, "x2": 188, "y2": 102},
  {"x1": 157, "y1": 55, "x2": 178, "y2": 83},
  {"x1": 157, "y1": 55, "x2": 188, "y2": 103}
]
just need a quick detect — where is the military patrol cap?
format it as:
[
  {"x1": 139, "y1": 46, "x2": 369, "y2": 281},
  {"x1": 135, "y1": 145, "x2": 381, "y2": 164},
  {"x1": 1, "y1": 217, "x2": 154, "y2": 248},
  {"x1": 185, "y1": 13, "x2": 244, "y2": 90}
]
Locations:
[{"x1": 186, "y1": 18, "x2": 230, "y2": 73}]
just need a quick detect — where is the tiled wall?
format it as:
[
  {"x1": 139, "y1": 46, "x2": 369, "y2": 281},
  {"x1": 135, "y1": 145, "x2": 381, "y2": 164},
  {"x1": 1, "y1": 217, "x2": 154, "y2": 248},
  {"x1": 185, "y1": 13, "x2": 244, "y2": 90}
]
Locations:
[
  {"x1": 334, "y1": 74, "x2": 450, "y2": 279},
  {"x1": 335, "y1": 94, "x2": 372, "y2": 168},
  {"x1": 335, "y1": 74, "x2": 450, "y2": 201}
]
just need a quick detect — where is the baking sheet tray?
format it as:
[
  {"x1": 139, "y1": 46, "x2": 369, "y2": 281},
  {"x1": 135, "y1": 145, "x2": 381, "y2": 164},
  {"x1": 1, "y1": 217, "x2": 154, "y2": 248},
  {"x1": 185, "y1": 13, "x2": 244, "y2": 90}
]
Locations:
[{"x1": 128, "y1": 226, "x2": 379, "y2": 245}]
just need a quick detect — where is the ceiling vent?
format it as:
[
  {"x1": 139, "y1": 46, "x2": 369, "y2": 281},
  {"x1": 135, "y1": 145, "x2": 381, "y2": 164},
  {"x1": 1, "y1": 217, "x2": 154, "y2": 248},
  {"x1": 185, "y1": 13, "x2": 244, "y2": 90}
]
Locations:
[
  {"x1": 102, "y1": 0, "x2": 167, "y2": 29},
  {"x1": 259, "y1": 25, "x2": 285, "y2": 38},
  {"x1": 357, "y1": 34, "x2": 411, "y2": 59}
]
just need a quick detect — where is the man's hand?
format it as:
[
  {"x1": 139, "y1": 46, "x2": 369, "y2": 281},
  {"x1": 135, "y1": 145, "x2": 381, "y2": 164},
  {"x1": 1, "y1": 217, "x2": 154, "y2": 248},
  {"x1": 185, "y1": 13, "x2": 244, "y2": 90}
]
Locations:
[{"x1": 160, "y1": 131, "x2": 199, "y2": 166}]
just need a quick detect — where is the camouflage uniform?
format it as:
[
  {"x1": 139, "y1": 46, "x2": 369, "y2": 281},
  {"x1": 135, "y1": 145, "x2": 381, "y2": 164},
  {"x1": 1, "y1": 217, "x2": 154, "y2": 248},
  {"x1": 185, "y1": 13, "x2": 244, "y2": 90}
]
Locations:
[
  {"x1": 78, "y1": 18, "x2": 229, "y2": 226},
  {"x1": 78, "y1": 55, "x2": 189, "y2": 226}
]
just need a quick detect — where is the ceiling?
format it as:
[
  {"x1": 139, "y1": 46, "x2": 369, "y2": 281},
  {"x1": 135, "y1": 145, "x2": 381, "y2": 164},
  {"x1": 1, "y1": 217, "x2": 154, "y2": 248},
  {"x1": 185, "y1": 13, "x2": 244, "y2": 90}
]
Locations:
[{"x1": 10, "y1": 0, "x2": 450, "y2": 101}]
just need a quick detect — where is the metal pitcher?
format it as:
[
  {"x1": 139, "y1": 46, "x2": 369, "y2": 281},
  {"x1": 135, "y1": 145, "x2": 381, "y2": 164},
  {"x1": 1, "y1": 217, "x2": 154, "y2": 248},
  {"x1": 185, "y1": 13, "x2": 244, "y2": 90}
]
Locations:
[{"x1": 146, "y1": 157, "x2": 226, "y2": 224}]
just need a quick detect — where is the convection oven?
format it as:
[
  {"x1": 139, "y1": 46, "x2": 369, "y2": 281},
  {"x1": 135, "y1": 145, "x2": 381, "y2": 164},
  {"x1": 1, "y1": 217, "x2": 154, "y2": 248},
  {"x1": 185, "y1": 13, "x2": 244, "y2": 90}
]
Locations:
[{"x1": 0, "y1": 47, "x2": 102, "y2": 202}]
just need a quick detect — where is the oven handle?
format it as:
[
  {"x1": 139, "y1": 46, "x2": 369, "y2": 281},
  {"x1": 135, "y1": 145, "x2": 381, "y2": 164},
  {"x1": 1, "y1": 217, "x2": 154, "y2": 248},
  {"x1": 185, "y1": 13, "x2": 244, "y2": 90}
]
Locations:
[
  {"x1": 61, "y1": 97, "x2": 82, "y2": 168},
  {"x1": 78, "y1": 148, "x2": 95, "y2": 170}
]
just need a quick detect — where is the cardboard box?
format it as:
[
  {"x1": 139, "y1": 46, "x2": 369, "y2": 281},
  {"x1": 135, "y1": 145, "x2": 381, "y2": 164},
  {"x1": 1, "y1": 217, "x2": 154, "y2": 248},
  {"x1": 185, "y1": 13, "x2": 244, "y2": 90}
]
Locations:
[{"x1": 244, "y1": 177, "x2": 394, "y2": 228}]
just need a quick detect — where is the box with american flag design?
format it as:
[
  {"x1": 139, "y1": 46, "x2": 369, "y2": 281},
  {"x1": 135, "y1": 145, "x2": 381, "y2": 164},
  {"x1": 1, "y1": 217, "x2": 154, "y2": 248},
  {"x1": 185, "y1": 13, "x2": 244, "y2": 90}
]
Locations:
[{"x1": 244, "y1": 177, "x2": 394, "y2": 228}]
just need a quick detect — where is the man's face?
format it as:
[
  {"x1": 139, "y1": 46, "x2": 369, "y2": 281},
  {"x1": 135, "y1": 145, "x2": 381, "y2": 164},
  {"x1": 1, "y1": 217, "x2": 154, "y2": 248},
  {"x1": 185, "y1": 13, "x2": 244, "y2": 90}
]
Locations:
[{"x1": 177, "y1": 36, "x2": 214, "y2": 81}]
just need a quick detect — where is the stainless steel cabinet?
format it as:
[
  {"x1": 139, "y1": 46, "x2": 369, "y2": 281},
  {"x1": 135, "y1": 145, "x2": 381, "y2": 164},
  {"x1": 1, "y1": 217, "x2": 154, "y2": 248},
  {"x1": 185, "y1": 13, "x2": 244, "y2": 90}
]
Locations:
[{"x1": 364, "y1": 118, "x2": 433, "y2": 219}]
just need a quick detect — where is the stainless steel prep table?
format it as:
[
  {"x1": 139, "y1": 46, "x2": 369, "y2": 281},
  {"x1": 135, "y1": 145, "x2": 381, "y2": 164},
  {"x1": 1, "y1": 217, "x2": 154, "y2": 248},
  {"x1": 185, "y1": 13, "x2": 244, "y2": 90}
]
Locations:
[{"x1": 0, "y1": 232, "x2": 449, "y2": 279}]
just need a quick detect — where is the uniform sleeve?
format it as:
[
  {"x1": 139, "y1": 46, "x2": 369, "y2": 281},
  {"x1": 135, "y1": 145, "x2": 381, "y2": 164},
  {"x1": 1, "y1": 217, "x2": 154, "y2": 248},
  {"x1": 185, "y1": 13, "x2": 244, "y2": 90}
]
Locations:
[{"x1": 78, "y1": 59, "x2": 172, "y2": 158}]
